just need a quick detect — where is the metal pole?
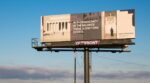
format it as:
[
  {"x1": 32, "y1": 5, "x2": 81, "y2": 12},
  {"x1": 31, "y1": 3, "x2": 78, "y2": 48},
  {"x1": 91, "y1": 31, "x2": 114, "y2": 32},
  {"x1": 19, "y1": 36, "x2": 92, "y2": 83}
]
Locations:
[
  {"x1": 74, "y1": 52, "x2": 76, "y2": 83},
  {"x1": 84, "y1": 48, "x2": 90, "y2": 83}
]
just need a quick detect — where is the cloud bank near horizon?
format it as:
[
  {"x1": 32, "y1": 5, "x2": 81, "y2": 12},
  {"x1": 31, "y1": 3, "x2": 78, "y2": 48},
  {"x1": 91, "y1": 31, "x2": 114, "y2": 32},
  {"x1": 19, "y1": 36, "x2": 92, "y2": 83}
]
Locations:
[{"x1": 0, "y1": 66, "x2": 150, "y2": 80}]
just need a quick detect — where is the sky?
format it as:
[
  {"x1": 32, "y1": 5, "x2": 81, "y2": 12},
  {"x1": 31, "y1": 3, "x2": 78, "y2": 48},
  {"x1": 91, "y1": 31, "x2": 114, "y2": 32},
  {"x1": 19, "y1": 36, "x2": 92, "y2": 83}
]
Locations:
[{"x1": 0, "y1": 0, "x2": 150, "y2": 83}]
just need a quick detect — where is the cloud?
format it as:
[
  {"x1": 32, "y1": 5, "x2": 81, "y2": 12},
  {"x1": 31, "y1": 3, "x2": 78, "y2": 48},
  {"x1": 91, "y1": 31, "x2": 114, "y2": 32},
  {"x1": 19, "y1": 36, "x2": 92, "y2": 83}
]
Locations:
[
  {"x1": 0, "y1": 66, "x2": 72, "y2": 80},
  {"x1": 0, "y1": 66, "x2": 150, "y2": 80},
  {"x1": 91, "y1": 71, "x2": 150, "y2": 79}
]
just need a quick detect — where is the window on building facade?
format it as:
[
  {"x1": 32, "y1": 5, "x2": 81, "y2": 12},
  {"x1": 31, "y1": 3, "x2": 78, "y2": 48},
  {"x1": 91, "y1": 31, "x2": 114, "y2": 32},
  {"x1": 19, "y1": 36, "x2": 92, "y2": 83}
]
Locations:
[
  {"x1": 59, "y1": 22, "x2": 61, "y2": 31},
  {"x1": 47, "y1": 23, "x2": 49, "y2": 31},
  {"x1": 62, "y1": 22, "x2": 64, "y2": 29},
  {"x1": 65, "y1": 22, "x2": 68, "y2": 29}
]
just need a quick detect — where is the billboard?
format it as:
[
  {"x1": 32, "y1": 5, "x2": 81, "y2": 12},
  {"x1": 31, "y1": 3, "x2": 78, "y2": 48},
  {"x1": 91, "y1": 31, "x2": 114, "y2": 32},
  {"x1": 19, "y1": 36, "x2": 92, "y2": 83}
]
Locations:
[{"x1": 41, "y1": 9, "x2": 135, "y2": 44}]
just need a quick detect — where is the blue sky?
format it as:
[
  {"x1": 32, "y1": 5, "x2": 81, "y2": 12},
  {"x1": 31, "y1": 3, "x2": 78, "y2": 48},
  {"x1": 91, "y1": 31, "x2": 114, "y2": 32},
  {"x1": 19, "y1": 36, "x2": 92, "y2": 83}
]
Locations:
[{"x1": 0, "y1": 0, "x2": 150, "y2": 83}]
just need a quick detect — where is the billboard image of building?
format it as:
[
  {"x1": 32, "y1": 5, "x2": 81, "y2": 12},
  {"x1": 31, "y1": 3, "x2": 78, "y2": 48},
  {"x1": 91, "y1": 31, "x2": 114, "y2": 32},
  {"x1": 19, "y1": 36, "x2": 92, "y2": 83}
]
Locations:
[{"x1": 40, "y1": 9, "x2": 135, "y2": 47}]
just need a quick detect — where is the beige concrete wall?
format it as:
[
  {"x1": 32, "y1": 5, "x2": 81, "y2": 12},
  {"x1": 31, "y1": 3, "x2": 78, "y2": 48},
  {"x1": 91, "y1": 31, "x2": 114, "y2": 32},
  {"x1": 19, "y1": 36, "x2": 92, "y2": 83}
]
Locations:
[
  {"x1": 117, "y1": 11, "x2": 135, "y2": 39},
  {"x1": 41, "y1": 14, "x2": 71, "y2": 42},
  {"x1": 101, "y1": 12, "x2": 105, "y2": 39}
]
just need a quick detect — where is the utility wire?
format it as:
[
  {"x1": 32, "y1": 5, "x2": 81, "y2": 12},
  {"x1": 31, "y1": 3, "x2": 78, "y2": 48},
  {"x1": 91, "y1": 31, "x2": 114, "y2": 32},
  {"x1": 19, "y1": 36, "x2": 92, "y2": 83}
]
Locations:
[{"x1": 95, "y1": 55, "x2": 150, "y2": 68}]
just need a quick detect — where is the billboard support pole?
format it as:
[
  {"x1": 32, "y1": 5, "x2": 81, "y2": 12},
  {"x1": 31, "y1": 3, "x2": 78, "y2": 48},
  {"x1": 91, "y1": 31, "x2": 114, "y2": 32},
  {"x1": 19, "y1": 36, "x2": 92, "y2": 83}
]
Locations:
[
  {"x1": 84, "y1": 47, "x2": 90, "y2": 83},
  {"x1": 74, "y1": 51, "x2": 77, "y2": 83}
]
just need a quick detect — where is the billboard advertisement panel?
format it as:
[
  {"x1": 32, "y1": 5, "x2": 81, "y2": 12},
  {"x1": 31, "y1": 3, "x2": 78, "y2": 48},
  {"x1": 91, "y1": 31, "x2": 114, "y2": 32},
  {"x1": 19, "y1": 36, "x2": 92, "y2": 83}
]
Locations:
[
  {"x1": 40, "y1": 9, "x2": 135, "y2": 44},
  {"x1": 71, "y1": 12, "x2": 101, "y2": 41}
]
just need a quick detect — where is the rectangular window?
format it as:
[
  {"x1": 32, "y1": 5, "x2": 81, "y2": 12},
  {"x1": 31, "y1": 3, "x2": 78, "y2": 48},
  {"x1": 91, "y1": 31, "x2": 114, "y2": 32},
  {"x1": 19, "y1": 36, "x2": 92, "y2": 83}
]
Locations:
[
  {"x1": 49, "y1": 23, "x2": 51, "y2": 31},
  {"x1": 62, "y1": 22, "x2": 64, "y2": 29},
  {"x1": 59, "y1": 22, "x2": 61, "y2": 31},
  {"x1": 47, "y1": 23, "x2": 49, "y2": 31},
  {"x1": 65, "y1": 22, "x2": 68, "y2": 29}
]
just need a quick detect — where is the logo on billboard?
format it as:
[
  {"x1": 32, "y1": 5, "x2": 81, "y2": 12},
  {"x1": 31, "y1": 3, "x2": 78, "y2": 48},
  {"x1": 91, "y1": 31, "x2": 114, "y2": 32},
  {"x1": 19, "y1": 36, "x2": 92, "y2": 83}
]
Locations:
[{"x1": 75, "y1": 40, "x2": 100, "y2": 45}]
